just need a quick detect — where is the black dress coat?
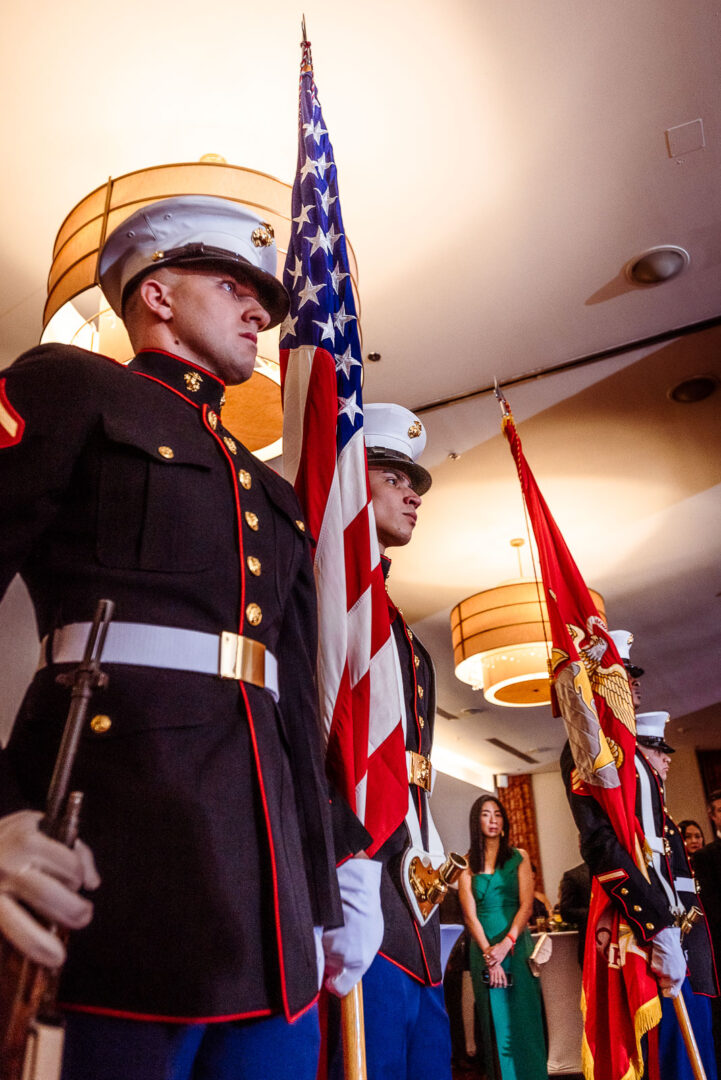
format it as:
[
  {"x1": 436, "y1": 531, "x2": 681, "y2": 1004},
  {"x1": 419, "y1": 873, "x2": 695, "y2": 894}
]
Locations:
[
  {"x1": 690, "y1": 839, "x2": 721, "y2": 974},
  {"x1": 374, "y1": 570, "x2": 442, "y2": 985},
  {"x1": 561, "y1": 741, "x2": 717, "y2": 995},
  {"x1": 559, "y1": 860, "x2": 592, "y2": 964},
  {"x1": 0, "y1": 344, "x2": 342, "y2": 1022}
]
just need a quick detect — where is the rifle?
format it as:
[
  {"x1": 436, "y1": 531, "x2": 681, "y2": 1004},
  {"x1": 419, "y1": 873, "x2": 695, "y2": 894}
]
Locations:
[{"x1": 0, "y1": 599, "x2": 114, "y2": 1080}]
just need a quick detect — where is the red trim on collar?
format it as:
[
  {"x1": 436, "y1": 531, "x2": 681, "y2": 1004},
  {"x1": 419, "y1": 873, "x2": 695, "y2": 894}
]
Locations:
[
  {"x1": 131, "y1": 371, "x2": 202, "y2": 408},
  {"x1": 135, "y1": 348, "x2": 226, "y2": 388}
]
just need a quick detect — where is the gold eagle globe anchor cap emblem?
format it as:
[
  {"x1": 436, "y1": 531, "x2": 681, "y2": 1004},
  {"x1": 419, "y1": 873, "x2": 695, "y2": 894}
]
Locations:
[
  {"x1": 251, "y1": 222, "x2": 275, "y2": 248},
  {"x1": 184, "y1": 371, "x2": 204, "y2": 393},
  {"x1": 97, "y1": 195, "x2": 289, "y2": 329}
]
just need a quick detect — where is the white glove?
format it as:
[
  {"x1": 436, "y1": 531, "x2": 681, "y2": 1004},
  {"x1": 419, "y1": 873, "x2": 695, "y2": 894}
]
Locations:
[
  {"x1": 314, "y1": 926, "x2": 325, "y2": 991},
  {"x1": 323, "y1": 856, "x2": 384, "y2": 997},
  {"x1": 0, "y1": 810, "x2": 100, "y2": 968},
  {"x1": 650, "y1": 925, "x2": 686, "y2": 998}
]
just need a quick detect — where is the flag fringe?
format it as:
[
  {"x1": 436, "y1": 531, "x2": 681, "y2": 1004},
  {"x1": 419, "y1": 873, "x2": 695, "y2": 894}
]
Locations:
[{"x1": 580, "y1": 987, "x2": 661, "y2": 1080}]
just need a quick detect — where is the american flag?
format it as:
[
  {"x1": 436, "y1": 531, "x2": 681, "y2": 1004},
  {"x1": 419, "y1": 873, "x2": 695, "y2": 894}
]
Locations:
[{"x1": 279, "y1": 34, "x2": 407, "y2": 855}]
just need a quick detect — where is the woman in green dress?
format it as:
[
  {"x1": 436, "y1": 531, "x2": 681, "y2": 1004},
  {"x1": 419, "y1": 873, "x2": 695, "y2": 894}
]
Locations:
[{"x1": 458, "y1": 794, "x2": 547, "y2": 1080}]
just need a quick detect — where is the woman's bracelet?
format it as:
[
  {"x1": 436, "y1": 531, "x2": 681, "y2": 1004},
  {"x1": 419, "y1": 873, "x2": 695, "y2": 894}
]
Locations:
[{"x1": 505, "y1": 932, "x2": 516, "y2": 951}]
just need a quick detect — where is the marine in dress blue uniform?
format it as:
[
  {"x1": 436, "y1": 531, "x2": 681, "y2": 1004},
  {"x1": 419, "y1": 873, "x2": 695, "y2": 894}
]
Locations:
[
  {"x1": 0, "y1": 196, "x2": 344, "y2": 1079},
  {"x1": 562, "y1": 654, "x2": 718, "y2": 1080},
  {"x1": 693, "y1": 792, "x2": 721, "y2": 1080},
  {"x1": 329, "y1": 404, "x2": 452, "y2": 1080},
  {"x1": 633, "y1": 712, "x2": 718, "y2": 1080}
]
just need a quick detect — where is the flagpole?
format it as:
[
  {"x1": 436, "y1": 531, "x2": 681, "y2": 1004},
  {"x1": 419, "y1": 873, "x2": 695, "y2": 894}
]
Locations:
[
  {"x1": 284, "y1": 21, "x2": 369, "y2": 1080},
  {"x1": 673, "y1": 994, "x2": 707, "y2": 1080},
  {"x1": 341, "y1": 983, "x2": 367, "y2": 1080},
  {"x1": 674, "y1": 909, "x2": 709, "y2": 1080},
  {"x1": 493, "y1": 377, "x2": 555, "y2": 687}
]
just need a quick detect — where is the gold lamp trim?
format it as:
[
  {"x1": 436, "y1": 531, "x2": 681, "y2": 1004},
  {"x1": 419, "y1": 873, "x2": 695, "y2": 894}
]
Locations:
[{"x1": 451, "y1": 579, "x2": 606, "y2": 708}]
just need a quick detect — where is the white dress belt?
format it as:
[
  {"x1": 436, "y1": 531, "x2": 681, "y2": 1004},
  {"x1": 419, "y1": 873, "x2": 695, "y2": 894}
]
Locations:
[{"x1": 39, "y1": 621, "x2": 279, "y2": 702}]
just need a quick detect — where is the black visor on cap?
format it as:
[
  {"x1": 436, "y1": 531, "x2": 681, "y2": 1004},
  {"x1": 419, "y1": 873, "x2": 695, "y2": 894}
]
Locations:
[
  {"x1": 121, "y1": 246, "x2": 290, "y2": 329},
  {"x1": 637, "y1": 735, "x2": 675, "y2": 754},
  {"x1": 366, "y1": 447, "x2": 432, "y2": 495}
]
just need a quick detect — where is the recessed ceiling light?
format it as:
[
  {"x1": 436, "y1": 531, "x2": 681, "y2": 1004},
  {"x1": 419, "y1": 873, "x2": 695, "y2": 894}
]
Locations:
[
  {"x1": 668, "y1": 374, "x2": 719, "y2": 403},
  {"x1": 625, "y1": 245, "x2": 690, "y2": 285}
]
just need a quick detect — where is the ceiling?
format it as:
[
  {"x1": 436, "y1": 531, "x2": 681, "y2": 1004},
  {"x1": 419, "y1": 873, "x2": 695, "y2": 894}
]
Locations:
[{"x1": 1, "y1": 0, "x2": 720, "y2": 776}]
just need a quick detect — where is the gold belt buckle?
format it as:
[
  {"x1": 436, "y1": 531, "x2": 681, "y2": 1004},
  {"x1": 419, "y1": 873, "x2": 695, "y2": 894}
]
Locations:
[
  {"x1": 409, "y1": 750, "x2": 432, "y2": 792},
  {"x1": 219, "y1": 631, "x2": 266, "y2": 686}
]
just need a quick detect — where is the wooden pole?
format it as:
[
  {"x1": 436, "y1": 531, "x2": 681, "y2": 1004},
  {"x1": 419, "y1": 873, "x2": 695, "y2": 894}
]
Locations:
[
  {"x1": 673, "y1": 993, "x2": 707, "y2": 1080},
  {"x1": 341, "y1": 982, "x2": 367, "y2": 1080}
]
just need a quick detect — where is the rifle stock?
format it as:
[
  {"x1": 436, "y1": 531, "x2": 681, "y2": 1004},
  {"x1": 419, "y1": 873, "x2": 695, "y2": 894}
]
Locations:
[{"x1": 0, "y1": 601, "x2": 114, "y2": 1080}]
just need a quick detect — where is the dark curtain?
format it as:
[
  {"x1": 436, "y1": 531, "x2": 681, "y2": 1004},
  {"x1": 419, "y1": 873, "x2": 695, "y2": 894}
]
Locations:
[{"x1": 502, "y1": 773, "x2": 544, "y2": 892}]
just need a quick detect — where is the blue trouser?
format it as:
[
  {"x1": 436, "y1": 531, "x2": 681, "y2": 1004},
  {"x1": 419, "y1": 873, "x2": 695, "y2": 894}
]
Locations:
[
  {"x1": 658, "y1": 978, "x2": 718, "y2": 1080},
  {"x1": 329, "y1": 954, "x2": 452, "y2": 1080},
  {"x1": 61, "y1": 1005, "x2": 320, "y2": 1080}
]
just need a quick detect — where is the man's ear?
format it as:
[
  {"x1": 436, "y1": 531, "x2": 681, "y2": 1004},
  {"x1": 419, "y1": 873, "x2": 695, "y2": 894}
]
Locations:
[{"x1": 137, "y1": 276, "x2": 174, "y2": 322}]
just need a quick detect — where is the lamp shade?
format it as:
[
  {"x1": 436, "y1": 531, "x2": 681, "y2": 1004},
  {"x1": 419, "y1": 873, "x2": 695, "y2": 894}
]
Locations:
[
  {"x1": 450, "y1": 580, "x2": 606, "y2": 707},
  {"x1": 40, "y1": 159, "x2": 360, "y2": 459}
]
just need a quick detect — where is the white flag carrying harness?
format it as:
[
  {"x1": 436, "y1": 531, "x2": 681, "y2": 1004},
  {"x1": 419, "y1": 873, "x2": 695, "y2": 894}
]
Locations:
[
  {"x1": 390, "y1": 634, "x2": 446, "y2": 927},
  {"x1": 635, "y1": 753, "x2": 691, "y2": 916}
]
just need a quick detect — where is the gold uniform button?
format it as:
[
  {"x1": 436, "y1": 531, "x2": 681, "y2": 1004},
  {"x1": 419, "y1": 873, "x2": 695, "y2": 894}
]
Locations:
[
  {"x1": 295, "y1": 519, "x2": 306, "y2": 532},
  {"x1": 245, "y1": 511, "x2": 259, "y2": 531},
  {"x1": 239, "y1": 469, "x2": 252, "y2": 490},
  {"x1": 633, "y1": 905, "x2": 642, "y2": 912},
  {"x1": 246, "y1": 603, "x2": 263, "y2": 626},
  {"x1": 645, "y1": 922, "x2": 654, "y2": 930},
  {"x1": 620, "y1": 887, "x2": 629, "y2": 895},
  {"x1": 247, "y1": 556, "x2": 261, "y2": 576},
  {"x1": 207, "y1": 411, "x2": 218, "y2": 429},
  {"x1": 224, "y1": 436, "x2": 237, "y2": 455},
  {"x1": 418, "y1": 714, "x2": 424, "y2": 728},
  {"x1": 91, "y1": 714, "x2": 112, "y2": 734},
  {"x1": 158, "y1": 446, "x2": 174, "y2": 459},
  {"x1": 414, "y1": 654, "x2": 420, "y2": 668},
  {"x1": 407, "y1": 630, "x2": 413, "y2": 640},
  {"x1": 417, "y1": 686, "x2": 424, "y2": 699}
]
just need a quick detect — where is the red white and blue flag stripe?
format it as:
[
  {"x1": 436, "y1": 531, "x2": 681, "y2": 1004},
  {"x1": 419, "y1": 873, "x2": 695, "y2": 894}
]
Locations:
[{"x1": 279, "y1": 34, "x2": 407, "y2": 855}]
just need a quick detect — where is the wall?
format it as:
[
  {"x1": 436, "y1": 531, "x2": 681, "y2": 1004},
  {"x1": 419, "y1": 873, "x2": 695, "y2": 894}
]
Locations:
[
  {"x1": 430, "y1": 770, "x2": 492, "y2": 854},
  {"x1": 665, "y1": 745, "x2": 713, "y2": 841},
  {"x1": 531, "y1": 770, "x2": 579, "y2": 907},
  {"x1": 433, "y1": 767, "x2": 580, "y2": 908}
]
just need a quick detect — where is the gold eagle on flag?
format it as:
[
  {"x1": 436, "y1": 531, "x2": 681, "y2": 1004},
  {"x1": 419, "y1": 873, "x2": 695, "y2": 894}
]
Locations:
[
  {"x1": 553, "y1": 616, "x2": 636, "y2": 788},
  {"x1": 569, "y1": 616, "x2": 637, "y2": 735}
]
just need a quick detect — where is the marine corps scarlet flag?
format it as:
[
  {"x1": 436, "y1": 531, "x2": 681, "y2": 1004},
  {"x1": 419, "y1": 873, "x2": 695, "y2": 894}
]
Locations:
[{"x1": 500, "y1": 399, "x2": 661, "y2": 1080}]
